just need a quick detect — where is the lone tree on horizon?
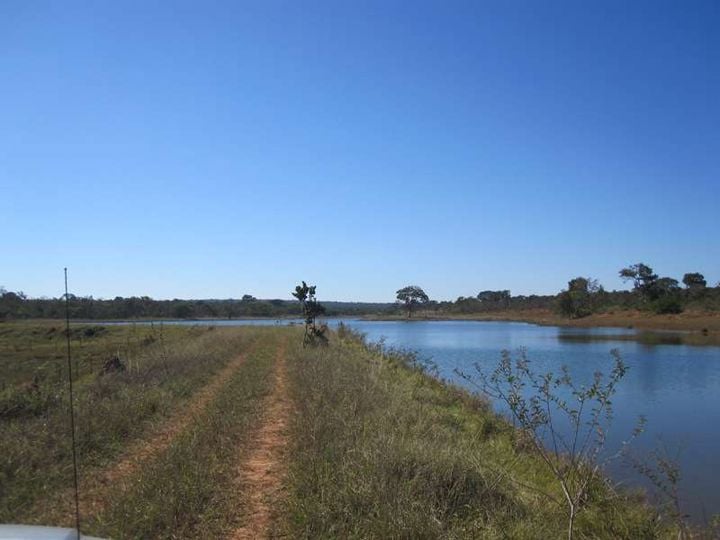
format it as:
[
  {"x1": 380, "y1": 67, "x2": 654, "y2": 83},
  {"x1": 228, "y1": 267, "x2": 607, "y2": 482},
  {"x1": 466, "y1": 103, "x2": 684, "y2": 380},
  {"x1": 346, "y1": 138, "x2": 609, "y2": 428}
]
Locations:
[{"x1": 396, "y1": 285, "x2": 429, "y2": 319}]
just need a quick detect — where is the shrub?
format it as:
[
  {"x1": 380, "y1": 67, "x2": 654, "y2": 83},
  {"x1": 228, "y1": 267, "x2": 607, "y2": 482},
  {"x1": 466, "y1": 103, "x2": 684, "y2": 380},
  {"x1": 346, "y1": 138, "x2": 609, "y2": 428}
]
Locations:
[{"x1": 653, "y1": 295, "x2": 684, "y2": 314}]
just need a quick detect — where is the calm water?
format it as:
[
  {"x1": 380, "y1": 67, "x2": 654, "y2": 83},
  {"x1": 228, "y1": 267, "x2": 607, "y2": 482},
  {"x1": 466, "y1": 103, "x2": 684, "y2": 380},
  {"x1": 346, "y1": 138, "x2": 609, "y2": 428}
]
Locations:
[{"x1": 111, "y1": 318, "x2": 720, "y2": 520}]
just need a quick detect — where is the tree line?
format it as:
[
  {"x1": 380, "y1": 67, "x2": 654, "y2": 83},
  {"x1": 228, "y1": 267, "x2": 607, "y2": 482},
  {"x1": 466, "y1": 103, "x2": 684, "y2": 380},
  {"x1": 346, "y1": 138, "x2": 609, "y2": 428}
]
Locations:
[
  {"x1": 395, "y1": 285, "x2": 558, "y2": 317},
  {"x1": 394, "y1": 263, "x2": 718, "y2": 319},
  {"x1": 556, "y1": 264, "x2": 716, "y2": 318},
  {"x1": 2, "y1": 262, "x2": 717, "y2": 322},
  {"x1": 0, "y1": 289, "x2": 392, "y2": 321}
]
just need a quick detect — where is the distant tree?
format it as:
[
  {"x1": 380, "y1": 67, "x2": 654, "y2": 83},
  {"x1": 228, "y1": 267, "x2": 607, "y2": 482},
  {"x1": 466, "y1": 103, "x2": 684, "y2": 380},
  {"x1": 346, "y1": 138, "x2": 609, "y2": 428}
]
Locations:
[
  {"x1": 654, "y1": 277, "x2": 680, "y2": 295},
  {"x1": 0, "y1": 289, "x2": 26, "y2": 320},
  {"x1": 454, "y1": 295, "x2": 481, "y2": 314},
  {"x1": 0, "y1": 288, "x2": 9, "y2": 320},
  {"x1": 619, "y1": 263, "x2": 659, "y2": 301},
  {"x1": 620, "y1": 264, "x2": 686, "y2": 313},
  {"x1": 241, "y1": 294, "x2": 256, "y2": 302},
  {"x1": 396, "y1": 285, "x2": 429, "y2": 318},
  {"x1": 476, "y1": 291, "x2": 493, "y2": 302},
  {"x1": 649, "y1": 278, "x2": 683, "y2": 314},
  {"x1": 682, "y1": 273, "x2": 706, "y2": 290},
  {"x1": 172, "y1": 303, "x2": 193, "y2": 319},
  {"x1": 249, "y1": 301, "x2": 273, "y2": 317},
  {"x1": 557, "y1": 277, "x2": 602, "y2": 318},
  {"x1": 292, "y1": 281, "x2": 328, "y2": 347},
  {"x1": 477, "y1": 290, "x2": 511, "y2": 309}
]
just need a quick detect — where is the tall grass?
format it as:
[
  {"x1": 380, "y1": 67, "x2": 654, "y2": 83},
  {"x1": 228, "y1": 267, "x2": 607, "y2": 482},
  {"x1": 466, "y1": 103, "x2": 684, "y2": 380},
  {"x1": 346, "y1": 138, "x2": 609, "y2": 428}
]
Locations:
[{"x1": 282, "y1": 330, "x2": 666, "y2": 539}]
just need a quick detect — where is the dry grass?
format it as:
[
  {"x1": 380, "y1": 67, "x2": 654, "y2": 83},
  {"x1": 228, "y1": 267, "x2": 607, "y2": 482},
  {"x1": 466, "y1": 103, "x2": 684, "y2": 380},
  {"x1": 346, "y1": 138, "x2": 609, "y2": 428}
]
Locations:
[
  {"x1": 0, "y1": 322, "x2": 255, "y2": 525},
  {"x1": 88, "y1": 328, "x2": 289, "y2": 539}
]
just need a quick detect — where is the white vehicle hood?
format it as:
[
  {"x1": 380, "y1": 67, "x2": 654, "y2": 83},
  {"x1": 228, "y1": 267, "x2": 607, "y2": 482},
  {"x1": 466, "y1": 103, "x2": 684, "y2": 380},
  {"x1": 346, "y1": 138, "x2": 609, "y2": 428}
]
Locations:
[{"x1": 0, "y1": 525, "x2": 105, "y2": 540}]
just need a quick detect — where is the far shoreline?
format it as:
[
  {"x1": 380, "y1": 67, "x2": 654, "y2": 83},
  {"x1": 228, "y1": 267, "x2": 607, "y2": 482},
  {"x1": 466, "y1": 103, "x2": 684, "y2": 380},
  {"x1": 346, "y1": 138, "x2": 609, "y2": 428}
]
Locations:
[{"x1": 5, "y1": 308, "x2": 720, "y2": 346}]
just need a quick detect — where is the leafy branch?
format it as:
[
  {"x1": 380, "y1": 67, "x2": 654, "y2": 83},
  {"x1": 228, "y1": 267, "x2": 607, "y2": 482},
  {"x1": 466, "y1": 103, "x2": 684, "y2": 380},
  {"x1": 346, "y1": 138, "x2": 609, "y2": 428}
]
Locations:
[{"x1": 457, "y1": 348, "x2": 644, "y2": 540}]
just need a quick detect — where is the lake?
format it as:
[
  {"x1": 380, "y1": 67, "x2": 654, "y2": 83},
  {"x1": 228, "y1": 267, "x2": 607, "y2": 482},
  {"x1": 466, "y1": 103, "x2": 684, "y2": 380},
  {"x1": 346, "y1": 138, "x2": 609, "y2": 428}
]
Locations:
[{"x1": 113, "y1": 317, "x2": 720, "y2": 521}]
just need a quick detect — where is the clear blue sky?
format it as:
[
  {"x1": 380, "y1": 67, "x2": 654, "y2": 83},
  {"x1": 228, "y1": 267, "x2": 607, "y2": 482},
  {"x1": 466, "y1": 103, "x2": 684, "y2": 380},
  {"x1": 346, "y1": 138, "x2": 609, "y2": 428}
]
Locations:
[{"x1": 2, "y1": 1, "x2": 718, "y2": 302}]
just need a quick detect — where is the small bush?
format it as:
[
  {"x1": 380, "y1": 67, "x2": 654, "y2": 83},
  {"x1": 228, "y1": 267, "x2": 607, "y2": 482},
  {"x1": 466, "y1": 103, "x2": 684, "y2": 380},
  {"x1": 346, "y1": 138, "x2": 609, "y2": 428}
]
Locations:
[
  {"x1": 101, "y1": 355, "x2": 126, "y2": 374},
  {"x1": 83, "y1": 326, "x2": 106, "y2": 338}
]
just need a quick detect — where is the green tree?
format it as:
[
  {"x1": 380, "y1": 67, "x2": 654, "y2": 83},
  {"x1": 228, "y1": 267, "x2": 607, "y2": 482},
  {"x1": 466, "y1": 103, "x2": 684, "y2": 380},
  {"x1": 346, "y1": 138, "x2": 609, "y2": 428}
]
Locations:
[
  {"x1": 652, "y1": 278, "x2": 684, "y2": 314},
  {"x1": 477, "y1": 290, "x2": 511, "y2": 309},
  {"x1": 620, "y1": 264, "x2": 685, "y2": 313},
  {"x1": 682, "y1": 272, "x2": 706, "y2": 290},
  {"x1": 557, "y1": 277, "x2": 602, "y2": 318},
  {"x1": 655, "y1": 277, "x2": 680, "y2": 295},
  {"x1": 172, "y1": 303, "x2": 193, "y2": 319},
  {"x1": 619, "y1": 263, "x2": 659, "y2": 301},
  {"x1": 292, "y1": 281, "x2": 328, "y2": 346},
  {"x1": 0, "y1": 289, "x2": 27, "y2": 320},
  {"x1": 395, "y1": 285, "x2": 429, "y2": 318}
]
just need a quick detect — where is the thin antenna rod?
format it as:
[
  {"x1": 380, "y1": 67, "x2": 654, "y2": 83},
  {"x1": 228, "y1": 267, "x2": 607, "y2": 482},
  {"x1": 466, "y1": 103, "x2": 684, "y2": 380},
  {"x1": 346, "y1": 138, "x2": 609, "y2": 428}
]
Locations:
[{"x1": 64, "y1": 268, "x2": 82, "y2": 539}]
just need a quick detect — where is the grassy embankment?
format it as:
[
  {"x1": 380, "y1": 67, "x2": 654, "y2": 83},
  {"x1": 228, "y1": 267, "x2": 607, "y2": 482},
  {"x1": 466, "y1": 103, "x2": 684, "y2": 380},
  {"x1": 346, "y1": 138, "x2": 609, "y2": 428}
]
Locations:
[{"x1": 280, "y1": 327, "x2": 683, "y2": 539}]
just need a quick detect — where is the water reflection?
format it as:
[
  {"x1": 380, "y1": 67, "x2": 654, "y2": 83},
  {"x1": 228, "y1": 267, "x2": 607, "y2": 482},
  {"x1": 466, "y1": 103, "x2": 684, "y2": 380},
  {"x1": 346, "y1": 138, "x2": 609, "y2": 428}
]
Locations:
[{"x1": 557, "y1": 330, "x2": 703, "y2": 347}]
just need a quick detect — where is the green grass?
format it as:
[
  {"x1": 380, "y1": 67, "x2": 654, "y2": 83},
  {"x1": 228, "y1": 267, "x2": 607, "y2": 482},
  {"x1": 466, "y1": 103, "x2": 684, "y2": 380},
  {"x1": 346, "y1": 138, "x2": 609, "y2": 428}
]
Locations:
[
  {"x1": 282, "y1": 330, "x2": 669, "y2": 539},
  {"x1": 0, "y1": 321, "x2": 156, "y2": 389}
]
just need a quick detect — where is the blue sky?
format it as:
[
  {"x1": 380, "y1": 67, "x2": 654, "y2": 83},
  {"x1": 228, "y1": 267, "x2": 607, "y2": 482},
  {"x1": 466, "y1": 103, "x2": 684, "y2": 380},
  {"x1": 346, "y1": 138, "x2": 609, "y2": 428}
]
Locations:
[{"x1": 2, "y1": 1, "x2": 718, "y2": 302}]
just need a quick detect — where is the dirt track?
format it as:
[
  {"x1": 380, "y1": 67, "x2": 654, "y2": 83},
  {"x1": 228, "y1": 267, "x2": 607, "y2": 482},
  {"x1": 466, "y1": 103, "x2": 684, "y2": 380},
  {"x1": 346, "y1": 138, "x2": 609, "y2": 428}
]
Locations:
[
  {"x1": 38, "y1": 351, "x2": 251, "y2": 525},
  {"x1": 230, "y1": 342, "x2": 290, "y2": 539}
]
